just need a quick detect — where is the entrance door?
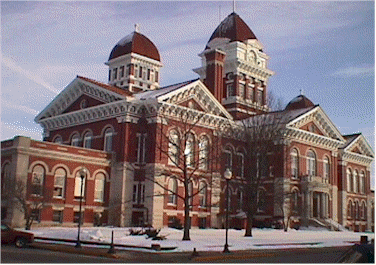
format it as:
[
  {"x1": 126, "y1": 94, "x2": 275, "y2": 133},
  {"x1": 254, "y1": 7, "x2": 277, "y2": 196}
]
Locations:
[{"x1": 132, "y1": 211, "x2": 144, "y2": 227}]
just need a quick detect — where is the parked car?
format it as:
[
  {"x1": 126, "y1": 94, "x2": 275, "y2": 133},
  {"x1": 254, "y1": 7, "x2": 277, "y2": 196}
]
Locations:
[{"x1": 1, "y1": 224, "x2": 34, "y2": 248}]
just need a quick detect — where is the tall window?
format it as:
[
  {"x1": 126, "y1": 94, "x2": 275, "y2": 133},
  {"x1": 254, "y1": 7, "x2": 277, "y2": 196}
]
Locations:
[
  {"x1": 53, "y1": 168, "x2": 66, "y2": 198},
  {"x1": 136, "y1": 133, "x2": 147, "y2": 164},
  {"x1": 355, "y1": 201, "x2": 359, "y2": 220},
  {"x1": 185, "y1": 133, "x2": 195, "y2": 167},
  {"x1": 236, "y1": 152, "x2": 244, "y2": 177},
  {"x1": 307, "y1": 150, "x2": 316, "y2": 176},
  {"x1": 257, "y1": 189, "x2": 266, "y2": 212},
  {"x1": 248, "y1": 87, "x2": 254, "y2": 101},
  {"x1": 227, "y1": 84, "x2": 234, "y2": 97},
  {"x1": 238, "y1": 188, "x2": 244, "y2": 211},
  {"x1": 31, "y1": 165, "x2": 45, "y2": 196},
  {"x1": 120, "y1": 66, "x2": 125, "y2": 78},
  {"x1": 347, "y1": 201, "x2": 353, "y2": 219},
  {"x1": 113, "y1": 68, "x2": 118, "y2": 80},
  {"x1": 347, "y1": 168, "x2": 353, "y2": 192},
  {"x1": 360, "y1": 171, "x2": 365, "y2": 194},
  {"x1": 94, "y1": 173, "x2": 106, "y2": 202},
  {"x1": 291, "y1": 149, "x2": 299, "y2": 179},
  {"x1": 239, "y1": 84, "x2": 245, "y2": 98},
  {"x1": 224, "y1": 147, "x2": 232, "y2": 172},
  {"x1": 132, "y1": 182, "x2": 145, "y2": 204},
  {"x1": 169, "y1": 130, "x2": 180, "y2": 165},
  {"x1": 199, "y1": 136, "x2": 209, "y2": 170},
  {"x1": 257, "y1": 90, "x2": 263, "y2": 105},
  {"x1": 104, "y1": 128, "x2": 113, "y2": 152},
  {"x1": 168, "y1": 178, "x2": 178, "y2": 205},
  {"x1": 361, "y1": 201, "x2": 367, "y2": 220},
  {"x1": 74, "y1": 172, "x2": 86, "y2": 199},
  {"x1": 323, "y1": 156, "x2": 330, "y2": 183},
  {"x1": 199, "y1": 181, "x2": 207, "y2": 207},
  {"x1": 83, "y1": 132, "x2": 92, "y2": 149},
  {"x1": 353, "y1": 170, "x2": 359, "y2": 194},
  {"x1": 71, "y1": 133, "x2": 80, "y2": 147},
  {"x1": 292, "y1": 190, "x2": 299, "y2": 214}
]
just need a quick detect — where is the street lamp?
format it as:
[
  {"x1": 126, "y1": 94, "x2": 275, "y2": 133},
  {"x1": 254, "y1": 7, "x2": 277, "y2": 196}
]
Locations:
[
  {"x1": 223, "y1": 168, "x2": 232, "y2": 253},
  {"x1": 75, "y1": 167, "x2": 86, "y2": 248}
]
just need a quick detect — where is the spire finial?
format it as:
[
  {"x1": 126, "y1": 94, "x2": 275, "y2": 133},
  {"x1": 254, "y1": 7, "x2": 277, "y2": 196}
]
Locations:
[
  {"x1": 233, "y1": 0, "x2": 236, "y2": 13},
  {"x1": 134, "y1": 24, "x2": 140, "y2": 32},
  {"x1": 300, "y1": 89, "x2": 304, "y2": 96}
]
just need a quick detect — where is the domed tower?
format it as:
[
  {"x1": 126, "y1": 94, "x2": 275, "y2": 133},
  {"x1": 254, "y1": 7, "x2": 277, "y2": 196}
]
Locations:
[
  {"x1": 193, "y1": 12, "x2": 274, "y2": 119},
  {"x1": 285, "y1": 95, "x2": 315, "y2": 111},
  {"x1": 105, "y1": 25, "x2": 163, "y2": 93}
]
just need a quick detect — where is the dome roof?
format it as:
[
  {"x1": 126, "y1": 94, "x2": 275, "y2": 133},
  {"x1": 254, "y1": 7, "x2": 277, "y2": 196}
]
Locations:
[
  {"x1": 108, "y1": 31, "x2": 160, "y2": 62},
  {"x1": 285, "y1": 95, "x2": 315, "y2": 111},
  {"x1": 206, "y1": 12, "x2": 257, "y2": 47}
]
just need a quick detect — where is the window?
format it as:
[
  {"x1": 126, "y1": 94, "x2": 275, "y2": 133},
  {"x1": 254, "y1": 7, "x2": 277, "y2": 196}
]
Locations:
[
  {"x1": 224, "y1": 147, "x2": 232, "y2": 172},
  {"x1": 199, "y1": 181, "x2": 207, "y2": 207},
  {"x1": 94, "y1": 173, "x2": 106, "y2": 202},
  {"x1": 74, "y1": 211, "x2": 84, "y2": 224},
  {"x1": 139, "y1": 66, "x2": 143, "y2": 78},
  {"x1": 355, "y1": 201, "x2": 359, "y2": 220},
  {"x1": 136, "y1": 133, "x2": 147, "y2": 164},
  {"x1": 291, "y1": 149, "x2": 299, "y2": 179},
  {"x1": 199, "y1": 136, "x2": 209, "y2": 170},
  {"x1": 236, "y1": 152, "x2": 244, "y2": 177},
  {"x1": 188, "y1": 181, "x2": 193, "y2": 208},
  {"x1": 353, "y1": 170, "x2": 358, "y2": 194},
  {"x1": 168, "y1": 178, "x2": 178, "y2": 205},
  {"x1": 323, "y1": 156, "x2": 330, "y2": 183},
  {"x1": 238, "y1": 188, "x2": 244, "y2": 211},
  {"x1": 257, "y1": 90, "x2": 263, "y2": 105},
  {"x1": 307, "y1": 150, "x2": 316, "y2": 177},
  {"x1": 132, "y1": 182, "x2": 145, "y2": 204},
  {"x1": 169, "y1": 130, "x2": 180, "y2": 165},
  {"x1": 248, "y1": 87, "x2": 253, "y2": 101},
  {"x1": 360, "y1": 171, "x2": 365, "y2": 194},
  {"x1": 227, "y1": 84, "x2": 234, "y2": 97},
  {"x1": 292, "y1": 190, "x2": 299, "y2": 214},
  {"x1": 239, "y1": 84, "x2": 245, "y2": 98},
  {"x1": 113, "y1": 68, "x2": 118, "y2": 80},
  {"x1": 74, "y1": 173, "x2": 86, "y2": 199},
  {"x1": 347, "y1": 168, "x2": 352, "y2": 192},
  {"x1": 155, "y1": 71, "x2": 159, "y2": 83},
  {"x1": 53, "y1": 210, "x2": 63, "y2": 223},
  {"x1": 104, "y1": 128, "x2": 114, "y2": 152},
  {"x1": 127, "y1": 64, "x2": 131, "y2": 76},
  {"x1": 120, "y1": 66, "x2": 125, "y2": 78},
  {"x1": 54, "y1": 136, "x2": 63, "y2": 144},
  {"x1": 31, "y1": 165, "x2": 45, "y2": 196},
  {"x1": 71, "y1": 133, "x2": 80, "y2": 147},
  {"x1": 361, "y1": 201, "x2": 367, "y2": 220},
  {"x1": 257, "y1": 189, "x2": 266, "y2": 212},
  {"x1": 147, "y1": 69, "x2": 151, "y2": 81},
  {"x1": 185, "y1": 134, "x2": 195, "y2": 168},
  {"x1": 53, "y1": 168, "x2": 66, "y2": 198},
  {"x1": 347, "y1": 201, "x2": 353, "y2": 219},
  {"x1": 83, "y1": 132, "x2": 92, "y2": 149},
  {"x1": 108, "y1": 69, "x2": 111, "y2": 81}
]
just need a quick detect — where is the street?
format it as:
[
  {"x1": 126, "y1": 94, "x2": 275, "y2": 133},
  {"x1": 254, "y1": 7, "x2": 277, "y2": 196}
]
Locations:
[{"x1": 1, "y1": 244, "x2": 352, "y2": 263}]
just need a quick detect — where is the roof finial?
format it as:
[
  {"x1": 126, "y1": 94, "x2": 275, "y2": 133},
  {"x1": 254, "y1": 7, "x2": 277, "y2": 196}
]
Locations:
[
  {"x1": 300, "y1": 89, "x2": 304, "y2": 96},
  {"x1": 134, "y1": 24, "x2": 140, "y2": 33},
  {"x1": 233, "y1": 0, "x2": 236, "y2": 13}
]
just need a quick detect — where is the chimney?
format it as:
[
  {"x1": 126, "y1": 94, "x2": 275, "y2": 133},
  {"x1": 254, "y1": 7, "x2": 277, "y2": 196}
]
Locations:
[{"x1": 204, "y1": 49, "x2": 226, "y2": 103}]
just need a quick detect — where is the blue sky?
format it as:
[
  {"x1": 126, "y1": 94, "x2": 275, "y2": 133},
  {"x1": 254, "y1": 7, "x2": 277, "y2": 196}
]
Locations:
[{"x1": 1, "y1": 1, "x2": 374, "y2": 153}]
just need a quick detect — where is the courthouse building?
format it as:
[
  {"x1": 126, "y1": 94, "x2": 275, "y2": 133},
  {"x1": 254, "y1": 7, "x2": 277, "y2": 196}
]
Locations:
[{"x1": 2, "y1": 12, "x2": 374, "y2": 232}]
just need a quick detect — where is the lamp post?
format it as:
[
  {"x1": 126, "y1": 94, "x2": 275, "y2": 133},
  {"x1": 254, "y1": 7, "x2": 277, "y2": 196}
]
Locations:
[
  {"x1": 223, "y1": 168, "x2": 232, "y2": 253},
  {"x1": 75, "y1": 168, "x2": 86, "y2": 248}
]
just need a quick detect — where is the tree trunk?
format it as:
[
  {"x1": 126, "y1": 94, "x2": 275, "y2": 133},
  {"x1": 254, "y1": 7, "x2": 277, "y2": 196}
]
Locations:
[
  {"x1": 182, "y1": 196, "x2": 190, "y2": 241},
  {"x1": 244, "y1": 216, "x2": 253, "y2": 237}
]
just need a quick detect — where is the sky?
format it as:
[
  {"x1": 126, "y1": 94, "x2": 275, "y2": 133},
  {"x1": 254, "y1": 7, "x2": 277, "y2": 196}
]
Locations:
[{"x1": 1, "y1": 2, "x2": 374, "y2": 154}]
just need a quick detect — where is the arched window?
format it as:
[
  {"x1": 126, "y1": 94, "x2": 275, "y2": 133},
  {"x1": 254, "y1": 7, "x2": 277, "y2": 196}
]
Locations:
[
  {"x1": 226, "y1": 84, "x2": 234, "y2": 98},
  {"x1": 353, "y1": 170, "x2": 358, "y2": 194},
  {"x1": 223, "y1": 146, "x2": 232, "y2": 172},
  {"x1": 347, "y1": 168, "x2": 352, "y2": 192},
  {"x1": 199, "y1": 136, "x2": 209, "y2": 170},
  {"x1": 360, "y1": 171, "x2": 365, "y2": 194},
  {"x1": 236, "y1": 152, "x2": 245, "y2": 178},
  {"x1": 54, "y1": 136, "x2": 63, "y2": 144},
  {"x1": 168, "y1": 177, "x2": 178, "y2": 205},
  {"x1": 169, "y1": 130, "x2": 180, "y2": 165},
  {"x1": 292, "y1": 189, "x2": 299, "y2": 214},
  {"x1": 74, "y1": 171, "x2": 86, "y2": 199},
  {"x1": 361, "y1": 201, "x2": 367, "y2": 220},
  {"x1": 291, "y1": 149, "x2": 299, "y2": 179},
  {"x1": 83, "y1": 132, "x2": 92, "y2": 149},
  {"x1": 104, "y1": 128, "x2": 114, "y2": 152},
  {"x1": 257, "y1": 189, "x2": 266, "y2": 212},
  {"x1": 323, "y1": 156, "x2": 330, "y2": 183},
  {"x1": 31, "y1": 165, "x2": 45, "y2": 196},
  {"x1": 71, "y1": 133, "x2": 80, "y2": 147},
  {"x1": 199, "y1": 180, "x2": 207, "y2": 207},
  {"x1": 307, "y1": 150, "x2": 316, "y2": 176},
  {"x1": 347, "y1": 201, "x2": 353, "y2": 219},
  {"x1": 185, "y1": 133, "x2": 195, "y2": 168},
  {"x1": 238, "y1": 188, "x2": 244, "y2": 211},
  {"x1": 53, "y1": 168, "x2": 66, "y2": 198},
  {"x1": 355, "y1": 201, "x2": 359, "y2": 220},
  {"x1": 94, "y1": 173, "x2": 106, "y2": 202}
]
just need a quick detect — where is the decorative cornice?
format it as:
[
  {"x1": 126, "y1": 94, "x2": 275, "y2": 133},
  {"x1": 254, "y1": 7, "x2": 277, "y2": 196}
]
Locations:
[{"x1": 340, "y1": 150, "x2": 374, "y2": 166}]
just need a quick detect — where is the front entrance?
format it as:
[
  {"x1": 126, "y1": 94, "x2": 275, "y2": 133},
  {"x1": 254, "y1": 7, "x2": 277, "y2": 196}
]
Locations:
[{"x1": 131, "y1": 211, "x2": 144, "y2": 227}]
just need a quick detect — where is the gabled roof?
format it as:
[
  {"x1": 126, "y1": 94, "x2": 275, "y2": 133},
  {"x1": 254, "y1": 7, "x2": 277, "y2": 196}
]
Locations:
[
  {"x1": 341, "y1": 133, "x2": 374, "y2": 158},
  {"x1": 35, "y1": 76, "x2": 131, "y2": 122}
]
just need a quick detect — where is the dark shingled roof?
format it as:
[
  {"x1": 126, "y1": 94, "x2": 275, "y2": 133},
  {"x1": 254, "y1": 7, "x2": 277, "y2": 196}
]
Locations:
[
  {"x1": 108, "y1": 31, "x2": 160, "y2": 62},
  {"x1": 206, "y1": 12, "x2": 257, "y2": 47},
  {"x1": 285, "y1": 95, "x2": 315, "y2": 111}
]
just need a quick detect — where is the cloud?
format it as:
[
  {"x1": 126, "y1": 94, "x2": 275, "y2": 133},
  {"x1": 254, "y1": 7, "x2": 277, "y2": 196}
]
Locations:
[
  {"x1": 2, "y1": 56, "x2": 60, "y2": 95},
  {"x1": 331, "y1": 65, "x2": 374, "y2": 78},
  {"x1": 0, "y1": 121, "x2": 43, "y2": 141},
  {"x1": 1, "y1": 99, "x2": 39, "y2": 115}
]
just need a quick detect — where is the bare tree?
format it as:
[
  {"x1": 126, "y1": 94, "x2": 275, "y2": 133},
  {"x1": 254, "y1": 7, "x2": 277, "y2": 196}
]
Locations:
[
  {"x1": 238, "y1": 93, "x2": 286, "y2": 237},
  {"x1": 149, "y1": 108, "x2": 223, "y2": 241},
  {"x1": 4, "y1": 179, "x2": 49, "y2": 230}
]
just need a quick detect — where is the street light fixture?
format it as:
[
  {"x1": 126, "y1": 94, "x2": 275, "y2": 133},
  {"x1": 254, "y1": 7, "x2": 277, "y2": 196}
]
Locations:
[
  {"x1": 75, "y1": 167, "x2": 86, "y2": 248},
  {"x1": 223, "y1": 168, "x2": 232, "y2": 253}
]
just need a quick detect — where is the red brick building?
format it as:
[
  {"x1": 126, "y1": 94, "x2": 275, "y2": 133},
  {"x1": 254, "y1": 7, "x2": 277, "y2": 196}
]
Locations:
[{"x1": 1, "y1": 12, "x2": 373, "y2": 231}]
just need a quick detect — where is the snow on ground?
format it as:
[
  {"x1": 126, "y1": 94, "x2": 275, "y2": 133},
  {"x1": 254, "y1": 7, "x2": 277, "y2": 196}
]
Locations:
[{"x1": 29, "y1": 226, "x2": 374, "y2": 252}]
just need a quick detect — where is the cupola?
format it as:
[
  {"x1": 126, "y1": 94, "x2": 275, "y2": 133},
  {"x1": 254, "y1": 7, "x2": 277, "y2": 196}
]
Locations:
[{"x1": 285, "y1": 95, "x2": 315, "y2": 111}]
